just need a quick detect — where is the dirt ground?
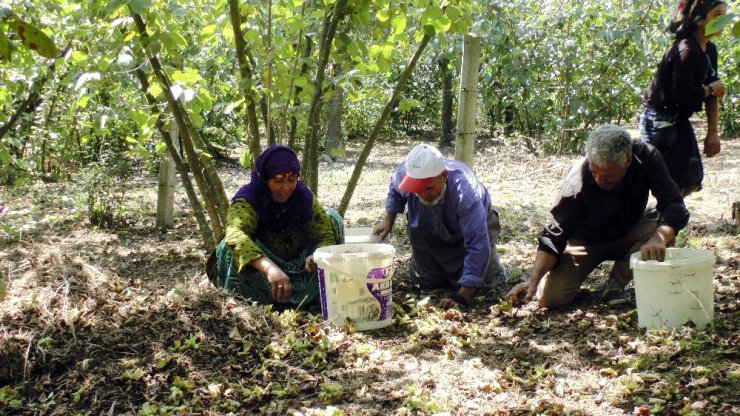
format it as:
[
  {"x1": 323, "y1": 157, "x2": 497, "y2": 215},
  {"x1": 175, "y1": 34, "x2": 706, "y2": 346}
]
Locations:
[{"x1": 0, "y1": 130, "x2": 738, "y2": 415}]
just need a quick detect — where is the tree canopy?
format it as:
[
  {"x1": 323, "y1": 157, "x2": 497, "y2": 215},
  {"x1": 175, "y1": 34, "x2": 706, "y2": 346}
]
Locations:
[{"x1": 1, "y1": 0, "x2": 738, "y2": 210}]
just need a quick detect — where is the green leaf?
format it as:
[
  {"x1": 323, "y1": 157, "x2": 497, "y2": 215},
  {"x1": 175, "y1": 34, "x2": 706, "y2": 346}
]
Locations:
[
  {"x1": 200, "y1": 24, "x2": 218, "y2": 43},
  {"x1": 154, "y1": 142, "x2": 167, "y2": 156},
  {"x1": 75, "y1": 95, "x2": 90, "y2": 108},
  {"x1": 244, "y1": 28, "x2": 260, "y2": 43},
  {"x1": 161, "y1": 31, "x2": 187, "y2": 53},
  {"x1": 16, "y1": 159, "x2": 30, "y2": 170},
  {"x1": 376, "y1": 9, "x2": 389, "y2": 22},
  {"x1": 433, "y1": 16, "x2": 451, "y2": 33},
  {"x1": 0, "y1": 31, "x2": 14, "y2": 61},
  {"x1": 732, "y1": 20, "x2": 740, "y2": 37},
  {"x1": 129, "y1": 109, "x2": 149, "y2": 126},
  {"x1": 129, "y1": 0, "x2": 152, "y2": 14},
  {"x1": 705, "y1": 14, "x2": 735, "y2": 36},
  {"x1": 69, "y1": 50, "x2": 88, "y2": 65},
  {"x1": 135, "y1": 145, "x2": 150, "y2": 158},
  {"x1": 8, "y1": 17, "x2": 58, "y2": 58},
  {"x1": 148, "y1": 83, "x2": 163, "y2": 98},
  {"x1": 195, "y1": 89, "x2": 214, "y2": 111},
  {"x1": 294, "y1": 76, "x2": 308, "y2": 88},
  {"x1": 347, "y1": 39, "x2": 360, "y2": 59},
  {"x1": 368, "y1": 44, "x2": 382, "y2": 58},
  {"x1": 171, "y1": 68, "x2": 201, "y2": 85},
  {"x1": 391, "y1": 13, "x2": 406, "y2": 35},
  {"x1": 0, "y1": 149, "x2": 12, "y2": 164},
  {"x1": 380, "y1": 42, "x2": 394, "y2": 59},
  {"x1": 192, "y1": 113, "x2": 204, "y2": 128}
]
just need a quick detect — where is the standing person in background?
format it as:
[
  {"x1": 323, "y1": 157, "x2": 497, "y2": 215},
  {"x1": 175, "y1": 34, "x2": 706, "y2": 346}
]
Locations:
[
  {"x1": 206, "y1": 145, "x2": 343, "y2": 307},
  {"x1": 374, "y1": 143, "x2": 506, "y2": 309},
  {"x1": 639, "y1": 0, "x2": 728, "y2": 197}
]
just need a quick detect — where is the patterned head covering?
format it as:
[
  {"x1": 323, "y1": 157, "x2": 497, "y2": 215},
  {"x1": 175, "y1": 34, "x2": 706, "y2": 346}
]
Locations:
[
  {"x1": 669, "y1": 0, "x2": 726, "y2": 33},
  {"x1": 232, "y1": 145, "x2": 313, "y2": 231}
]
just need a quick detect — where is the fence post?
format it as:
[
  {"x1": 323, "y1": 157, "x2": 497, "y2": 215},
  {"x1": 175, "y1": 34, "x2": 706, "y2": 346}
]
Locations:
[{"x1": 454, "y1": 33, "x2": 480, "y2": 169}]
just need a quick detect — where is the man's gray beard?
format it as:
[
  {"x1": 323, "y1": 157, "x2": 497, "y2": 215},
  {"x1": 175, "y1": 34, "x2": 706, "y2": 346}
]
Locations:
[{"x1": 419, "y1": 182, "x2": 446, "y2": 206}]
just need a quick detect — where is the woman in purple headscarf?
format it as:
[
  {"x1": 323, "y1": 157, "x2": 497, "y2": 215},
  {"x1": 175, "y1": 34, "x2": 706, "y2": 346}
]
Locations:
[
  {"x1": 207, "y1": 145, "x2": 343, "y2": 306},
  {"x1": 639, "y1": 0, "x2": 728, "y2": 197}
]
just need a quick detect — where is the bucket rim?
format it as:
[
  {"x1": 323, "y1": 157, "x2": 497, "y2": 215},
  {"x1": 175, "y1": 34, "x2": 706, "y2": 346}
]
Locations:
[
  {"x1": 630, "y1": 247, "x2": 714, "y2": 270},
  {"x1": 314, "y1": 243, "x2": 396, "y2": 258},
  {"x1": 344, "y1": 227, "x2": 378, "y2": 236}
]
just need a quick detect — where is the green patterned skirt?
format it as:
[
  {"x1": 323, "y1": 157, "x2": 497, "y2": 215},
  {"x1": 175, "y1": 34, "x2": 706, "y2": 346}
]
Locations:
[{"x1": 207, "y1": 209, "x2": 344, "y2": 306}]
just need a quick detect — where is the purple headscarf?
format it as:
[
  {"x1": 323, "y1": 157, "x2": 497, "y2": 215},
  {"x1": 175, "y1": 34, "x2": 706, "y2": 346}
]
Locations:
[{"x1": 232, "y1": 145, "x2": 313, "y2": 231}]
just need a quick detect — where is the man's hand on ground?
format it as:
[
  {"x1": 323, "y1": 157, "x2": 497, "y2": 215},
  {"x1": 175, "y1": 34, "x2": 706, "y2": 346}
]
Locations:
[
  {"x1": 438, "y1": 286, "x2": 477, "y2": 309},
  {"x1": 505, "y1": 280, "x2": 537, "y2": 305}
]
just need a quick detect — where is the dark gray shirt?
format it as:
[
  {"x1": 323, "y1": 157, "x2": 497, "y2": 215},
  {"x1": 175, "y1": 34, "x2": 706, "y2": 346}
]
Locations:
[{"x1": 538, "y1": 141, "x2": 689, "y2": 257}]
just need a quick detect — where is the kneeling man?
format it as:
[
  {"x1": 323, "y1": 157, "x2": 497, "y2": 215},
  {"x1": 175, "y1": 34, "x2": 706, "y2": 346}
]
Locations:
[
  {"x1": 506, "y1": 124, "x2": 689, "y2": 308},
  {"x1": 375, "y1": 143, "x2": 506, "y2": 309}
]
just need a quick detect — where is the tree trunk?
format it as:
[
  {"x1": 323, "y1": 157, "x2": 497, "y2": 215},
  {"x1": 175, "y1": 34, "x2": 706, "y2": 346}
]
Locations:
[
  {"x1": 288, "y1": 36, "x2": 313, "y2": 151},
  {"x1": 324, "y1": 65, "x2": 343, "y2": 160},
  {"x1": 279, "y1": 2, "x2": 308, "y2": 145},
  {"x1": 132, "y1": 11, "x2": 228, "y2": 241},
  {"x1": 338, "y1": 32, "x2": 434, "y2": 217},
  {"x1": 259, "y1": 98, "x2": 276, "y2": 146},
  {"x1": 227, "y1": 0, "x2": 262, "y2": 163},
  {"x1": 0, "y1": 61, "x2": 54, "y2": 141},
  {"x1": 134, "y1": 67, "x2": 215, "y2": 247},
  {"x1": 454, "y1": 34, "x2": 481, "y2": 168},
  {"x1": 438, "y1": 56, "x2": 453, "y2": 148},
  {"x1": 301, "y1": 0, "x2": 348, "y2": 194},
  {"x1": 266, "y1": 0, "x2": 273, "y2": 146},
  {"x1": 0, "y1": 266, "x2": 5, "y2": 301},
  {"x1": 40, "y1": 82, "x2": 61, "y2": 177},
  {"x1": 156, "y1": 121, "x2": 178, "y2": 228}
]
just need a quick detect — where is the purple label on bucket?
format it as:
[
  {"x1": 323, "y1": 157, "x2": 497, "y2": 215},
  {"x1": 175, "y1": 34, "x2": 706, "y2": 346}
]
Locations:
[
  {"x1": 318, "y1": 268, "x2": 328, "y2": 321},
  {"x1": 366, "y1": 266, "x2": 393, "y2": 321}
]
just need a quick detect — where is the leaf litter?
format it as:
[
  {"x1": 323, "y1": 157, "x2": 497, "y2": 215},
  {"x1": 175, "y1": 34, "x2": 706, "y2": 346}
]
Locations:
[{"x1": 0, "y1": 132, "x2": 738, "y2": 415}]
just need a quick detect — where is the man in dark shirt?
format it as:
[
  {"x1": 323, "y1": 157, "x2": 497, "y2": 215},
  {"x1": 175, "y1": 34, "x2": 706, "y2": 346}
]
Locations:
[{"x1": 506, "y1": 124, "x2": 689, "y2": 308}]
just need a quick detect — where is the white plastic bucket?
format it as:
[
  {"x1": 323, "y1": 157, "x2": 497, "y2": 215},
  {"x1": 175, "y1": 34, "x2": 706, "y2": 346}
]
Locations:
[
  {"x1": 315, "y1": 243, "x2": 395, "y2": 331},
  {"x1": 630, "y1": 248, "x2": 715, "y2": 330},
  {"x1": 344, "y1": 227, "x2": 381, "y2": 244}
]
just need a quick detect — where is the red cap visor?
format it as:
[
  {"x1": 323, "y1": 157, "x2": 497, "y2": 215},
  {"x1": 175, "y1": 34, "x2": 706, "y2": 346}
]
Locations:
[{"x1": 398, "y1": 175, "x2": 434, "y2": 193}]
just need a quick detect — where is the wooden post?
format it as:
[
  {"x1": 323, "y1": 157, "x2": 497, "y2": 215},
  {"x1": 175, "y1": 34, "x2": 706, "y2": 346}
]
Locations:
[
  {"x1": 156, "y1": 121, "x2": 179, "y2": 228},
  {"x1": 0, "y1": 267, "x2": 6, "y2": 301},
  {"x1": 454, "y1": 33, "x2": 481, "y2": 169}
]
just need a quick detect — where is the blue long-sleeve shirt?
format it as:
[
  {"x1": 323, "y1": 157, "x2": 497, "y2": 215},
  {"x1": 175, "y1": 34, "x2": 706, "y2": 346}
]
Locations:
[{"x1": 385, "y1": 159, "x2": 492, "y2": 288}]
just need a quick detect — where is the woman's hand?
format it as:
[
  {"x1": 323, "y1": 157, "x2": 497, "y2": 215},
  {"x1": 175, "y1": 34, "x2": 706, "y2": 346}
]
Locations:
[
  {"x1": 704, "y1": 131, "x2": 721, "y2": 157},
  {"x1": 304, "y1": 255, "x2": 317, "y2": 273},
  {"x1": 708, "y1": 80, "x2": 726, "y2": 98},
  {"x1": 265, "y1": 264, "x2": 292, "y2": 303}
]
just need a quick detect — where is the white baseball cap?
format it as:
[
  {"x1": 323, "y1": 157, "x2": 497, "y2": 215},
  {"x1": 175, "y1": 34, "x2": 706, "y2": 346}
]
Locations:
[{"x1": 399, "y1": 143, "x2": 446, "y2": 193}]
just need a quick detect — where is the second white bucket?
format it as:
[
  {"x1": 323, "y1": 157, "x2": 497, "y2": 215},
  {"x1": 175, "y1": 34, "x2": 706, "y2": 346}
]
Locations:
[
  {"x1": 315, "y1": 243, "x2": 395, "y2": 331},
  {"x1": 630, "y1": 248, "x2": 715, "y2": 330},
  {"x1": 344, "y1": 227, "x2": 381, "y2": 244}
]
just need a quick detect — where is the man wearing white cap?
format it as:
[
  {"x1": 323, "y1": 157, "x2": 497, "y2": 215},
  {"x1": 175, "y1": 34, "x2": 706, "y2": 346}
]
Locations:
[{"x1": 374, "y1": 143, "x2": 506, "y2": 308}]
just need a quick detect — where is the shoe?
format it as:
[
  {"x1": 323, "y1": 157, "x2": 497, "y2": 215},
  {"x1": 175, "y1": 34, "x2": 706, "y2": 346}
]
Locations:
[{"x1": 601, "y1": 287, "x2": 635, "y2": 306}]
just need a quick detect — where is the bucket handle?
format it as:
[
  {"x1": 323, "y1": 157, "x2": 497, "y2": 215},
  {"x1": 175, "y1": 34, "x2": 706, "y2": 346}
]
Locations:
[
  {"x1": 318, "y1": 258, "x2": 384, "y2": 280},
  {"x1": 676, "y1": 280, "x2": 712, "y2": 322}
]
